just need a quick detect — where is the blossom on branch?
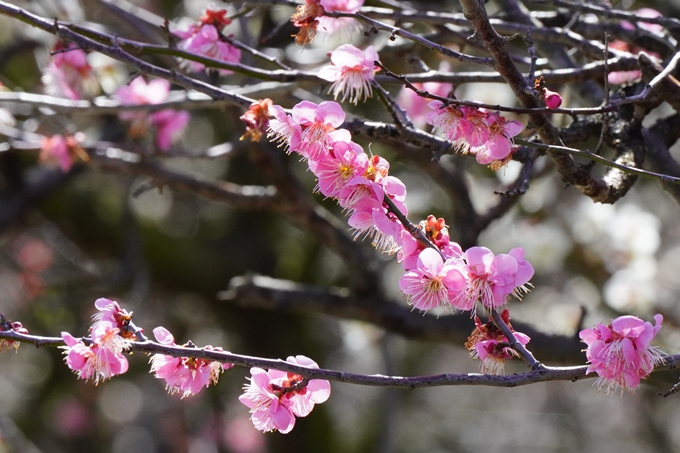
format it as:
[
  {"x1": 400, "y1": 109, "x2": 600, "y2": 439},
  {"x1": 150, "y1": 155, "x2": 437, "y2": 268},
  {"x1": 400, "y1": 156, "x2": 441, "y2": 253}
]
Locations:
[
  {"x1": 42, "y1": 43, "x2": 99, "y2": 100},
  {"x1": 318, "y1": 44, "x2": 380, "y2": 104},
  {"x1": 397, "y1": 215, "x2": 462, "y2": 270},
  {"x1": 115, "y1": 77, "x2": 190, "y2": 151},
  {"x1": 239, "y1": 355, "x2": 331, "y2": 433},
  {"x1": 92, "y1": 298, "x2": 139, "y2": 340},
  {"x1": 61, "y1": 322, "x2": 129, "y2": 384},
  {"x1": 290, "y1": 100, "x2": 350, "y2": 159},
  {"x1": 471, "y1": 111, "x2": 524, "y2": 166},
  {"x1": 465, "y1": 309, "x2": 530, "y2": 375},
  {"x1": 175, "y1": 9, "x2": 241, "y2": 75},
  {"x1": 150, "y1": 327, "x2": 231, "y2": 398},
  {"x1": 39, "y1": 133, "x2": 88, "y2": 172},
  {"x1": 580, "y1": 314, "x2": 665, "y2": 395}
]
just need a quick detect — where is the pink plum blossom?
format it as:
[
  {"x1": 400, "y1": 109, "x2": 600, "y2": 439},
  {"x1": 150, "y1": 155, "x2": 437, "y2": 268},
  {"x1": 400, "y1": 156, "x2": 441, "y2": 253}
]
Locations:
[
  {"x1": 398, "y1": 248, "x2": 466, "y2": 312},
  {"x1": 580, "y1": 314, "x2": 664, "y2": 395},
  {"x1": 465, "y1": 310, "x2": 530, "y2": 375},
  {"x1": 312, "y1": 140, "x2": 368, "y2": 198},
  {"x1": 39, "y1": 135, "x2": 75, "y2": 172},
  {"x1": 290, "y1": 100, "x2": 349, "y2": 159},
  {"x1": 426, "y1": 101, "x2": 475, "y2": 144},
  {"x1": 239, "y1": 355, "x2": 331, "y2": 433},
  {"x1": 61, "y1": 322, "x2": 129, "y2": 384},
  {"x1": 176, "y1": 24, "x2": 241, "y2": 74},
  {"x1": 92, "y1": 298, "x2": 139, "y2": 340},
  {"x1": 150, "y1": 327, "x2": 230, "y2": 398},
  {"x1": 470, "y1": 112, "x2": 524, "y2": 165},
  {"x1": 43, "y1": 44, "x2": 99, "y2": 100},
  {"x1": 451, "y1": 246, "x2": 534, "y2": 312},
  {"x1": 267, "y1": 104, "x2": 302, "y2": 152},
  {"x1": 115, "y1": 77, "x2": 190, "y2": 151},
  {"x1": 318, "y1": 44, "x2": 379, "y2": 104}
]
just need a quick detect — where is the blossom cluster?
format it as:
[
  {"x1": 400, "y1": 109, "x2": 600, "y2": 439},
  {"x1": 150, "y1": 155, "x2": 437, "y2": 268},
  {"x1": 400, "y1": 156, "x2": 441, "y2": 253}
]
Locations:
[
  {"x1": 60, "y1": 298, "x2": 134, "y2": 384},
  {"x1": 50, "y1": 298, "x2": 331, "y2": 432},
  {"x1": 42, "y1": 43, "x2": 99, "y2": 100},
  {"x1": 260, "y1": 98, "x2": 538, "y2": 373}
]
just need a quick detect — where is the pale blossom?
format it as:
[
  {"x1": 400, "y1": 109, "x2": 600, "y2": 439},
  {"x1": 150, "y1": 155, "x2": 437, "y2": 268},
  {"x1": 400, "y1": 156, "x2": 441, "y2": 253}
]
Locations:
[
  {"x1": 316, "y1": 0, "x2": 363, "y2": 37},
  {"x1": 398, "y1": 248, "x2": 466, "y2": 312},
  {"x1": 580, "y1": 314, "x2": 664, "y2": 395},
  {"x1": 176, "y1": 24, "x2": 241, "y2": 74},
  {"x1": 239, "y1": 355, "x2": 331, "y2": 433},
  {"x1": 318, "y1": 44, "x2": 379, "y2": 104},
  {"x1": 425, "y1": 101, "x2": 475, "y2": 143},
  {"x1": 267, "y1": 105, "x2": 301, "y2": 151},
  {"x1": 42, "y1": 44, "x2": 99, "y2": 100},
  {"x1": 150, "y1": 327, "x2": 231, "y2": 398}
]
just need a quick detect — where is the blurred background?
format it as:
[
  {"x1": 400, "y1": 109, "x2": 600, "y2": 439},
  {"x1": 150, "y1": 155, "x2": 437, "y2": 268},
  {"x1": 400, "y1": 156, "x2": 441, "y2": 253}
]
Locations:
[{"x1": 2, "y1": 0, "x2": 680, "y2": 452}]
